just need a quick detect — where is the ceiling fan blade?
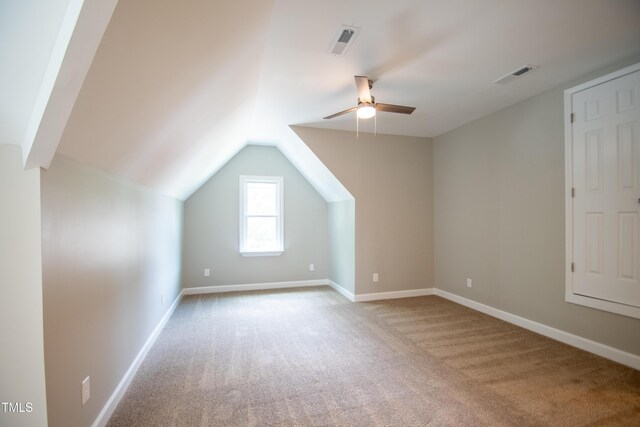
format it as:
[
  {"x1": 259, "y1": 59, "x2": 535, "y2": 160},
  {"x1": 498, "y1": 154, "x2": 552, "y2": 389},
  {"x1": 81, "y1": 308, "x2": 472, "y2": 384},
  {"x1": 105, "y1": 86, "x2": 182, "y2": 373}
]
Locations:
[
  {"x1": 354, "y1": 75, "x2": 372, "y2": 103},
  {"x1": 375, "y1": 103, "x2": 416, "y2": 114},
  {"x1": 323, "y1": 106, "x2": 357, "y2": 119}
]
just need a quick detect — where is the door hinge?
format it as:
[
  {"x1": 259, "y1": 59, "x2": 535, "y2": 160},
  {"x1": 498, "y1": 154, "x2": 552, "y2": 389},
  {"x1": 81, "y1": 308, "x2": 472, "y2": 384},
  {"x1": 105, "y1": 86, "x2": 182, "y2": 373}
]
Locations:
[
  {"x1": 571, "y1": 188, "x2": 575, "y2": 198},
  {"x1": 571, "y1": 262, "x2": 575, "y2": 273},
  {"x1": 570, "y1": 112, "x2": 575, "y2": 123}
]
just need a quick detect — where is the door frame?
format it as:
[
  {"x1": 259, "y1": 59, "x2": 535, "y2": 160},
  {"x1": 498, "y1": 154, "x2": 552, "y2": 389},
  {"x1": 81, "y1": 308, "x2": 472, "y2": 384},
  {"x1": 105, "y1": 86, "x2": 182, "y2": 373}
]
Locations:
[{"x1": 564, "y1": 62, "x2": 640, "y2": 319}]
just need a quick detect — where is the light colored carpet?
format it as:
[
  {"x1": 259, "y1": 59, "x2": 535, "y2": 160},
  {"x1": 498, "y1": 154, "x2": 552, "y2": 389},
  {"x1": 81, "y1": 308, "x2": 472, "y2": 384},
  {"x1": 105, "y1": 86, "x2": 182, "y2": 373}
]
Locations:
[{"x1": 108, "y1": 286, "x2": 640, "y2": 426}]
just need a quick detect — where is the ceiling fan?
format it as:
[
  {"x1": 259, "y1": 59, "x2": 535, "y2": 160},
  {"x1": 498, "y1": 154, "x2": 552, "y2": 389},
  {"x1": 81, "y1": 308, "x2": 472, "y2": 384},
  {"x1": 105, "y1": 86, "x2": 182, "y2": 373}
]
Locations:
[{"x1": 323, "y1": 75, "x2": 416, "y2": 120}]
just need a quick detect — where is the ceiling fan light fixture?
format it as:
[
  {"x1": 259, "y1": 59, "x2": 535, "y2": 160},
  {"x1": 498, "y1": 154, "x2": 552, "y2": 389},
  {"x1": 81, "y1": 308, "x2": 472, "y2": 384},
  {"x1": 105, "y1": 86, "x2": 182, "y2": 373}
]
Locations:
[
  {"x1": 322, "y1": 75, "x2": 415, "y2": 120},
  {"x1": 357, "y1": 104, "x2": 376, "y2": 119}
]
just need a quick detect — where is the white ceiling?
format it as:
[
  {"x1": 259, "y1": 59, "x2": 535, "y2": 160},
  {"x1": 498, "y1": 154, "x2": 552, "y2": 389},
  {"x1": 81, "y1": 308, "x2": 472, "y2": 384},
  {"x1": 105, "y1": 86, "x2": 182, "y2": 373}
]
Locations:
[
  {"x1": 250, "y1": 0, "x2": 640, "y2": 138},
  {"x1": 5, "y1": 0, "x2": 640, "y2": 201}
]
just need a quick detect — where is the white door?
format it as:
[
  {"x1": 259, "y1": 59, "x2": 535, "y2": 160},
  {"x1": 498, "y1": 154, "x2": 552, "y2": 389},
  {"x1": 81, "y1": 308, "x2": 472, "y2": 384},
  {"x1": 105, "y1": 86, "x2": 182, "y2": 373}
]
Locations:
[{"x1": 572, "y1": 69, "x2": 640, "y2": 307}]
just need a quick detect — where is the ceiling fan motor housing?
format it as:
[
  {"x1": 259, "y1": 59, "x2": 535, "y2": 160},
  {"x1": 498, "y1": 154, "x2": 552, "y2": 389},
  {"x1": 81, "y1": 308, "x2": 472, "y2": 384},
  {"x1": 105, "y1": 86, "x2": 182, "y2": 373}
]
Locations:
[{"x1": 358, "y1": 95, "x2": 375, "y2": 106}]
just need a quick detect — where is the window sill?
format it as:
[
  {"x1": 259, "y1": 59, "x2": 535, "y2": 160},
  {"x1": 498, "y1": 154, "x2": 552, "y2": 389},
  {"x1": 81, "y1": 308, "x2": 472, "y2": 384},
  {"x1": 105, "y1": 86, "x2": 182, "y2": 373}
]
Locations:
[{"x1": 240, "y1": 250, "x2": 284, "y2": 257}]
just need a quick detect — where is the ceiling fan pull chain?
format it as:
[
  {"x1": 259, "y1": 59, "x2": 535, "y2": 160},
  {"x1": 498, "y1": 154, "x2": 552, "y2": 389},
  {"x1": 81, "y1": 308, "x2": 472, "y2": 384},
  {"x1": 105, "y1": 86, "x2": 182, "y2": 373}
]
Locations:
[
  {"x1": 374, "y1": 113, "x2": 377, "y2": 136},
  {"x1": 356, "y1": 115, "x2": 359, "y2": 140}
]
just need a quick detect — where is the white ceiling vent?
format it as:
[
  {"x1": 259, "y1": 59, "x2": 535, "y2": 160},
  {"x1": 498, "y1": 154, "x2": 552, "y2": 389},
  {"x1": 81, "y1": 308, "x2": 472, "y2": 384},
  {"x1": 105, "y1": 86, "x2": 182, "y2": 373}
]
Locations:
[
  {"x1": 329, "y1": 25, "x2": 360, "y2": 56},
  {"x1": 492, "y1": 64, "x2": 537, "y2": 84}
]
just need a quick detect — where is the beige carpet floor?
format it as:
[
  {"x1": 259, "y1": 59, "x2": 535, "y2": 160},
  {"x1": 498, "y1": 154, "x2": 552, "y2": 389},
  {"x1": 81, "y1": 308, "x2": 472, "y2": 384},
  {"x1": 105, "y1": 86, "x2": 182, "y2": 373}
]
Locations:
[{"x1": 108, "y1": 286, "x2": 640, "y2": 426}]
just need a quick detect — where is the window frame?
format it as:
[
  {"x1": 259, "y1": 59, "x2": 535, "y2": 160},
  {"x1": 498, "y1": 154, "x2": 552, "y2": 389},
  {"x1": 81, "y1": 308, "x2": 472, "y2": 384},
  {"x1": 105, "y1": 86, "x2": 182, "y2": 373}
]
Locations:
[{"x1": 239, "y1": 175, "x2": 284, "y2": 257}]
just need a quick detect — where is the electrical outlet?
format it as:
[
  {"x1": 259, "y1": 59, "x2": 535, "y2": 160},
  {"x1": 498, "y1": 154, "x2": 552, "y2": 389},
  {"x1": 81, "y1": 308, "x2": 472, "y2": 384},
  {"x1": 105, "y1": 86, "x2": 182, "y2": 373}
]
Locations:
[
  {"x1": 309, "y1": 264, "x2": 315, "y2": 272},
  {"x1": 81, "y1": 376, "x2": 90, "y2": 405},
  {"x1": 373, "y1": 273, "x2": 379, "y2": 282},
  {"x1": 467, "y1": 278, "x2": 472, "y2": 288},
  {"x1": 204, "y1": 268, "x2": 210, "y2": 277}
]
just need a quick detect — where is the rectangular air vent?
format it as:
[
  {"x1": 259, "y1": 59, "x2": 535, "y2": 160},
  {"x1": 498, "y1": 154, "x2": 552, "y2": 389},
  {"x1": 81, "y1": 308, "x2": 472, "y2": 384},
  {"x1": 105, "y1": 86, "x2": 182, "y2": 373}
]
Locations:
[
  {"x1": 329, "y1": 25, "x2": 360, "y2": 56},
  {"x1": 493, "y1": 64, "x2": 537, "y2": 84}
]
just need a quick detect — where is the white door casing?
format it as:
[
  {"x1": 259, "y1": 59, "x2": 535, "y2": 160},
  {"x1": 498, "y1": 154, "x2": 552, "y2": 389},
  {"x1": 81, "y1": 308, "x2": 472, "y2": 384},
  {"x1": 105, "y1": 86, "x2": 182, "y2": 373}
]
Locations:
[{"x1": 565, "y1": 64, "x2": 640, "y2": 319}]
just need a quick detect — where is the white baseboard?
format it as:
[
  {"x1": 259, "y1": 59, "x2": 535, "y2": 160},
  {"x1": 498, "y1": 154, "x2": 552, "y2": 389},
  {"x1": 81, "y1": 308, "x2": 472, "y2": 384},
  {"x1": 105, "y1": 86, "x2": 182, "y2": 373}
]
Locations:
[
  {"x1": 354, "y1": 288, "x2": 434, "y2": 302},
  {"x1": 434, "y1": 288, "x2": 640, "y2": 371},
  {"x1": 328, "y1": 280, "x2": 356, "y2": 302},
  {"x1": 184, "y1": 280, "x2": 435, "y2": 304},
  {"x1": 92, "y1": 292, "x2": 182, "y2": 427},
  {"x1": 181, "y1": 279, "x2": 329, "y2": 296}
]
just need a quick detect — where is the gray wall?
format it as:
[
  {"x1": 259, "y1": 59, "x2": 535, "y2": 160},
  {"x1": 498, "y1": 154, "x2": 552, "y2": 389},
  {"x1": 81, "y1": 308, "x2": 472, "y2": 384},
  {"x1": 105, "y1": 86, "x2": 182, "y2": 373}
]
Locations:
[
  {"x1": 294, "y1": 127, "x2": 434, "y2": 295},
  {"x1": 41, "y1": 155, "x2": 183, "y2": 427},
  {"x1": 0, "y1": 145, "x2": 48, "y2": 427},
  {"x1": 434, "y1": 56, "x2": 640, "y2": 357},
  {"x1": 328, "y1": 199, "x2": 355, "y2": 293},
  {"x1": 182, "y1": 145, "x2": 329, "y2": 288}
]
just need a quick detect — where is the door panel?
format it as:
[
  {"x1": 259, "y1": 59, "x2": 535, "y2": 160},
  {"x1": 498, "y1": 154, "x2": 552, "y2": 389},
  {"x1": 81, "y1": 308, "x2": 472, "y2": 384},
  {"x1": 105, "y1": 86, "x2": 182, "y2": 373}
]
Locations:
[
  {"x1": 617, "y1": 122, "x2": 637, "y2": 191},
  {"x1": 585, "y1": 130, "x2": 604, "y2": 193},
  {"x1": 618, "y1": 212, "x2": 637, "y2": 281},
  {"x1": 617, "y1": 87, "x2": 637, "y2": 113},
  {"x1": 586, "y1": 212, "x2": 604, "y2": 275}
]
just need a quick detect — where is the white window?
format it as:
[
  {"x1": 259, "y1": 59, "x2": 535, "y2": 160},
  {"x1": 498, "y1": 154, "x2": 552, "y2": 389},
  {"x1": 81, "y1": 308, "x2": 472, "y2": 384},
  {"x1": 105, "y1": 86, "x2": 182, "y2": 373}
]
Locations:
[{"x1": 239, "y1": 175, "x2": 284, "y2": 256}]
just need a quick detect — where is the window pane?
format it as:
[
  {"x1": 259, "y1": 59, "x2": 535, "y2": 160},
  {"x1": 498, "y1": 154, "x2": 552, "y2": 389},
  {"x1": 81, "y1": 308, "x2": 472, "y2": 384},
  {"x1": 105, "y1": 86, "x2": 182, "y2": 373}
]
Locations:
[
  {"x1": 247, "y1": 182, "x2": 277, "y2": 215},
  {"x1": 247, "y1": 216, "x2": 277, "y2": 250}
]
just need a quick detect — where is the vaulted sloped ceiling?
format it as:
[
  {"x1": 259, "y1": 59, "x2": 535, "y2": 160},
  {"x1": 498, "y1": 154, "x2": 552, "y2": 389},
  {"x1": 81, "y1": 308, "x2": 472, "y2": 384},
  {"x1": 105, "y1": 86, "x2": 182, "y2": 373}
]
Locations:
[
  {"x1": 57, "y1": 0, "x2": 275, "y2": 199},
  {"x1": 43, "y1": 0, "x2": 640, "y2": 200},
  {"x1": 0, "y1": 0, "x2": 72, "y2": 146}
]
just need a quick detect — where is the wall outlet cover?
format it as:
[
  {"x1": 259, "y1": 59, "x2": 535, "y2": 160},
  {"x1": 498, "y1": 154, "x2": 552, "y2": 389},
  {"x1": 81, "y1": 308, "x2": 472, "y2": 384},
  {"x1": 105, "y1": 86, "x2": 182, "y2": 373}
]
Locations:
[
  {"x1": 309, "y1": 264, "x2": 315, "y2": 272},
  {"x1": 467, "y1": 278, "x2": 472, "y2": 288},
  {"x1": 204, "y1": 268, "x2": 210, "y2": 277},
  {"x1": 373, "y1": 273, "x2": 379, "y2": 282}
]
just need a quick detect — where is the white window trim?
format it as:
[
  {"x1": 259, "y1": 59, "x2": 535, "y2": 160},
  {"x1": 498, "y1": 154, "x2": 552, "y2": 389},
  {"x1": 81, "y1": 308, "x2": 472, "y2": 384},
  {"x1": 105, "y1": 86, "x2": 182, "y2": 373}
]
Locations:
[
  {"x1": 564, "y1": 62, "x2": 640, "y2": 320},
  {"x1": 239, "y1": 175, "x2": 284, "y2": 257}
]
